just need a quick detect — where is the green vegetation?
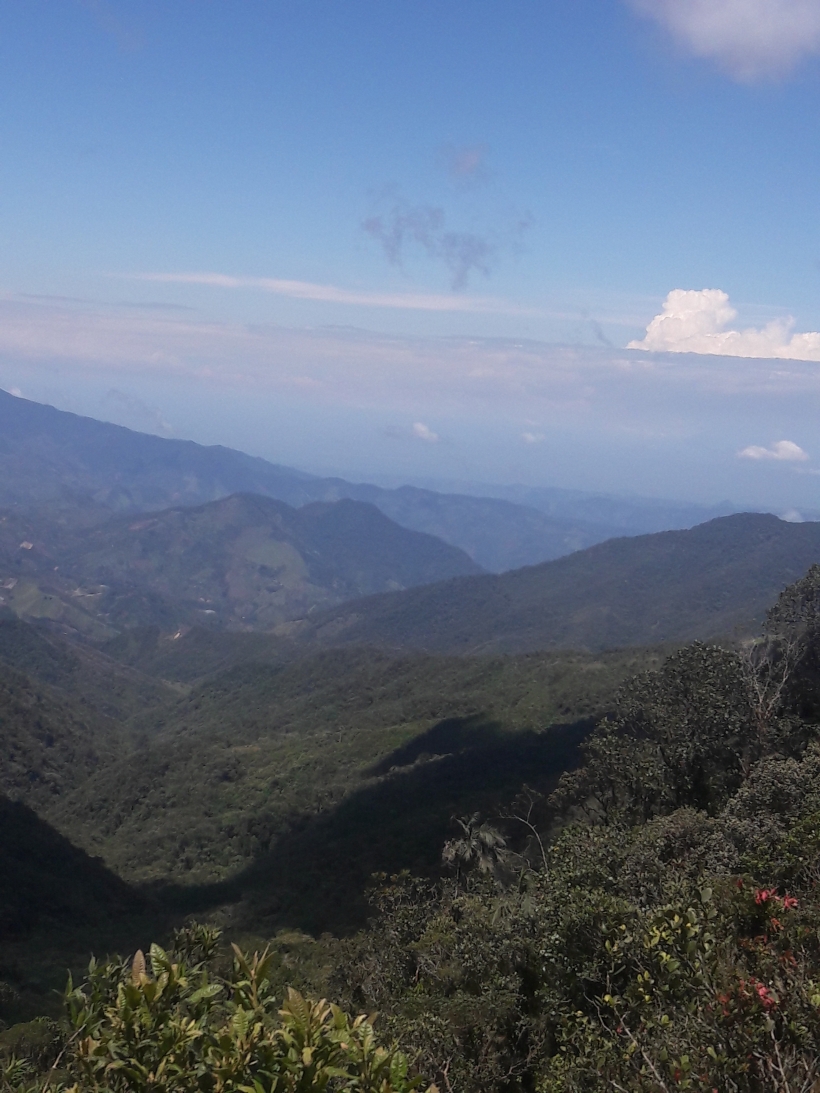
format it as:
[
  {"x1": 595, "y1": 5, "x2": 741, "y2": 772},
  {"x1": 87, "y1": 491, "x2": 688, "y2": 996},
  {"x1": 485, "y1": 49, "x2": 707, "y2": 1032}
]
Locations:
[
  {"x1": 7, "y1": 446, "x2": 820, "y2": 1089},
  {"x1": 0, "y1": 662, "x2": 122, "y2": 813},
  {"x1": 0, "y1": 793, "x2": 159, "y2": 1028},
  {"x1": 9, "y1": 567, "x2": 820, "y2": 1088},
  {"x1": 2, "y1": 927, "x2": 429, "y2": 1093},
  {"x1": 0, "y1": 494, "x2": 480, "y2": 635},
  {"x1": 0, "y1": 608, "x2": 659, "y2": 963},
  {"x1": 0, "y1": 796, "x2": 137, "y2": 939},
  {"x1": 0, "y1": 615, "x2": 174, "y2": 720},
  {"x1": 43, "y1": 644, "x2": 660, "y2": 934},
  {"x1": 295, "y1": 566, "x2": 820, "y2": 1091},
  {"x1": 298, "y1": 511, "x2": 820, "y2": 654}
]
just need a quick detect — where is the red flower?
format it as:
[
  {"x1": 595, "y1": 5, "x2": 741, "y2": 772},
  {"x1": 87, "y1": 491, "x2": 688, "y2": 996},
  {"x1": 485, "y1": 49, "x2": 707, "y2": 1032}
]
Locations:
[
  {"x1": 753, "y1": 981, "x2": 776, "y2": 1010},
  {"x1": 783, "y1": 894, "x2": 799, "y2": 910}
]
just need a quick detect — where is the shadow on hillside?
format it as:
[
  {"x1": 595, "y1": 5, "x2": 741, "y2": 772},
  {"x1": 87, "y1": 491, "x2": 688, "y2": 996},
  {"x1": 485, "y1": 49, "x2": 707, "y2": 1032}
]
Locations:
[{"x1": 150, "y1": 715, "x2": 593, "y2": 937}]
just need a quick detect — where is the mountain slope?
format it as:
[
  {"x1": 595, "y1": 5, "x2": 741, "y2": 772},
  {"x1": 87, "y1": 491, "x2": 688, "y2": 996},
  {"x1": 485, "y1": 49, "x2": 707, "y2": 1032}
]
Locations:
[
  {"x1": 0, "y1": 389, "x2": 727, "y2": 571},
  {"x1": 0, "y1": 659, "x2": 124, "y2": 813},
  {"x1": 0, "y1": 613, "x2": 175, "y2": 718},
  {"x1": 0, "y1": 794, "x2": 139, "y2": 937},
  {"x1": 0, "y1": 493, "x2": 481, "y2": 633},
  {"x1": 294, "y1": 513, "x2": 820, "y2": 655},
  {"x1": 46, "y1": 644, "x2": 660, "y2": 899}
]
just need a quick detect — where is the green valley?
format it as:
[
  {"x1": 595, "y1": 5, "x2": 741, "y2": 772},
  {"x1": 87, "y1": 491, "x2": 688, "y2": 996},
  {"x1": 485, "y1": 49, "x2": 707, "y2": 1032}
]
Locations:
[{"x1": 4, "y1": 397, "x2": 820, "y2": 1092}]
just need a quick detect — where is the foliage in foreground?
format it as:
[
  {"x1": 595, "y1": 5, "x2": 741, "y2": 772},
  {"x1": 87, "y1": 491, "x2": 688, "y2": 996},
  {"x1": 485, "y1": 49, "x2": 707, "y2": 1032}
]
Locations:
[
  {"x1": 10, "y1": 566, "x2": 820, "y2": 1091},
  {"x1": 2, "y1": 926, "x2": 429, "y2": 1093},
  {"x1": 323, "y1": 567, "x2": 820, "y2": 1092}
]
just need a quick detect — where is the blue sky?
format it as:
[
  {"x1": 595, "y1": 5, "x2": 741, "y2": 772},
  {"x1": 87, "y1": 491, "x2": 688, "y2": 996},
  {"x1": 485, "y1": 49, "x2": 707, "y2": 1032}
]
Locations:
[{"x1": 3, "y1": 1, "x2": 820, "y2": 509}]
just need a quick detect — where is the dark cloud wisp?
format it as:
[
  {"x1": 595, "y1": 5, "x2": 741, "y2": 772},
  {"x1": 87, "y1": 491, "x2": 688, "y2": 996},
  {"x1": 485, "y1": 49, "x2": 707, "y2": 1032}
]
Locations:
[
  {"x1": 362, "y1": 198, "x2": 496, "y2": 289},
  {"x1": 362, "y1": 189, "x2": 533, "y2": 291}
]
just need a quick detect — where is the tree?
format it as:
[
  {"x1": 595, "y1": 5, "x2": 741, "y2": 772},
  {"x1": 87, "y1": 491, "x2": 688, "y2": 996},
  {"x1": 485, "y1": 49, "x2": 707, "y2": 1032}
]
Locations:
[
  {"x1": 756, "y1": 563, "x2": 820, "y2": 729},
  {"x1": 441, "y1": 814, "x2": 509, "y2": 888},
  {"x1": 551, "y1": 644, "x2": 755, "y2": 823}
]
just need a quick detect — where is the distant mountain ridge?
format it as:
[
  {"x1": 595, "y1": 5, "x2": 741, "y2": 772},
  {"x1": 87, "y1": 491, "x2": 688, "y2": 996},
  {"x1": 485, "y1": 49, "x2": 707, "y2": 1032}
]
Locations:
[
  {"x1": 0, "y1": 492, "x2": 481, "y2": 635},
  {"x1": 293, "y1": 513, "x2": 820, "y2": 655},
  {"x1": 0, "y1": 388, "x2": 733, "y2": 571}
]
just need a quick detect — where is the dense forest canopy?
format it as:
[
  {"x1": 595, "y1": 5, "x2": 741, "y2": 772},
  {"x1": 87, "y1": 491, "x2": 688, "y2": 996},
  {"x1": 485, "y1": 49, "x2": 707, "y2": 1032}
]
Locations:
[{"x1": 6, "y1": 566, "x2": 820, "y2": 1090}]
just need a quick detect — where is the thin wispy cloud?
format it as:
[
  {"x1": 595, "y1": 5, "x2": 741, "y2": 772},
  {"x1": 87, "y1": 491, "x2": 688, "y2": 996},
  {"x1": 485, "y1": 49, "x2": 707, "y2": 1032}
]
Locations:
[
  {"x1": 101, "y1": 388, "x2": 173, "y2": 435},
  {"x1": 629, "y1": 289, "x2": 820, "y2": 361},
  {"x1": 438, "y1": 143, "x2": 491, "y2": 188},
  {"x1": 738, "y1": 439, "x2": 809, "y2": 461},
  {"x1": 131, "y1": 271, "x2": 532, "y2": 315},
  {"x1": 628, "y1": 0, "x2": 820, "y2": 81},
  {"x1": 7, "y1": 296, "x2": 820, "y2": 436}
]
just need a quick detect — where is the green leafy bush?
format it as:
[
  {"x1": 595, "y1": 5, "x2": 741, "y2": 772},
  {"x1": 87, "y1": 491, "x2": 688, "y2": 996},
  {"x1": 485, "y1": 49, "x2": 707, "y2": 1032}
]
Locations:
[{"x1": 3, "y1": 928, "x2": 429, "y2": 1093}]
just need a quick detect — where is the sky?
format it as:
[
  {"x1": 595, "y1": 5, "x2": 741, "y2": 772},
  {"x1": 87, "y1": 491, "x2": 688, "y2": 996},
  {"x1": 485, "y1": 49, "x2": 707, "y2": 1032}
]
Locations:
[{"x1": 2, "y1": 1, "x2": 820, "y2": 509}]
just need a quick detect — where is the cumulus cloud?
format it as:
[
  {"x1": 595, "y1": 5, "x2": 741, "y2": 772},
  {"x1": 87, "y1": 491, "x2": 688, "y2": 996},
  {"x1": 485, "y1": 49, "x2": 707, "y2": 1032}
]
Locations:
[
  {"x1": 738, "y1": 439, "x2": 809, "y2": 460},
  {"x1": 412, "y1": 421, "x2": 439, "y2": 443},
  {"x1": 629, "y1": 0, "x2": 820, "y2": 81},
  {"x1": 629, "y1": 289, "x2": 820, "y2": 361}
]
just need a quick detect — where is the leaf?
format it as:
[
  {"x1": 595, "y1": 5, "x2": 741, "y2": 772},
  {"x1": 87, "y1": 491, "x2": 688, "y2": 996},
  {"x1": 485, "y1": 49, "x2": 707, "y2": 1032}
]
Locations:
[
  {"x1": 189, "y1": 983, "x2": 223, "y2": 1004},
  {"x1": 149, "y1": 943, "x2": 169, "y2": 976},
  {"x1": 131, "y1": 950, "x2": 146, "y2": 983}
]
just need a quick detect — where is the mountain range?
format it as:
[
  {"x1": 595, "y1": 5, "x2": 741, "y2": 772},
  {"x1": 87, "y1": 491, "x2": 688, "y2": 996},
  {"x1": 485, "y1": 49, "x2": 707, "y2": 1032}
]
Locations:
[
  {"x1": 294, "y1": 512, "x2": 820, "y2": 654},
  {"x1": 6, "y1": 388, "x2": 820, "y2": 1013},
  {"x1": 1, "y1": 389, "x2": 819, "y2": 659},
  {"x1": 0, "y1": 492, "x2": 480, "y2": 636},
  {"x1": 0, "y1": 388, "x2": 734, "y2": 572}
]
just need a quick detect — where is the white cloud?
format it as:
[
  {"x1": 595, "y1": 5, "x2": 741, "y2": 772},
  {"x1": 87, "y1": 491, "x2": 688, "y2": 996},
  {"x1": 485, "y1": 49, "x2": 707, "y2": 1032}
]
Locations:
[
  {"x1": 412, "y1": 421, "x2": 439, "y2": 443},
  {"x1": 629, "y1": 289, "x2": 820, "y2": 361},
  {"x1": 8, "y1": 295, "x2": 820, "y2": 443},
  {"x1": 522, "y1": 431, "x2": 546, "y2": 444},
  {"x1": 738, "y1": 439, "x2": 809, "y2": 460},
  {"x1": 629, "y1": 0, "x2": 820, "y2": 81},
  {"x1": 780, "y1": 508, "x2": 805, "y2": 521},
  {"x1": 131, "y1": 271, "x2": 533, "y2": 316}
]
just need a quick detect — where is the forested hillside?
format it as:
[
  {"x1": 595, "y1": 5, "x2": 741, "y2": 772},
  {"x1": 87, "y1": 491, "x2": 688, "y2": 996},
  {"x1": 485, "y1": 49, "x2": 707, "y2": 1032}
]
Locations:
[
  {"x1": 0, "y1": 608, "x2": 660, "y2": 1024},
  {"x1": 299, "y1": 512, "x2": 820, "y2": 653},
  {"x1": 7, "y1": 565, "x2": 820, "y2": 1091},
  {"x1": 4, "y1": 496, "x2": 820, "y2": 1089},
  {"x1": 307, "y1": 565, "x2": 820, "y2": 1092},
  {"x1": 0, "y1": 493, "x2": 480, "y2": 635},
  {"x1": 34, "y1": 642, "x2": 662, "y2": 929}
]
